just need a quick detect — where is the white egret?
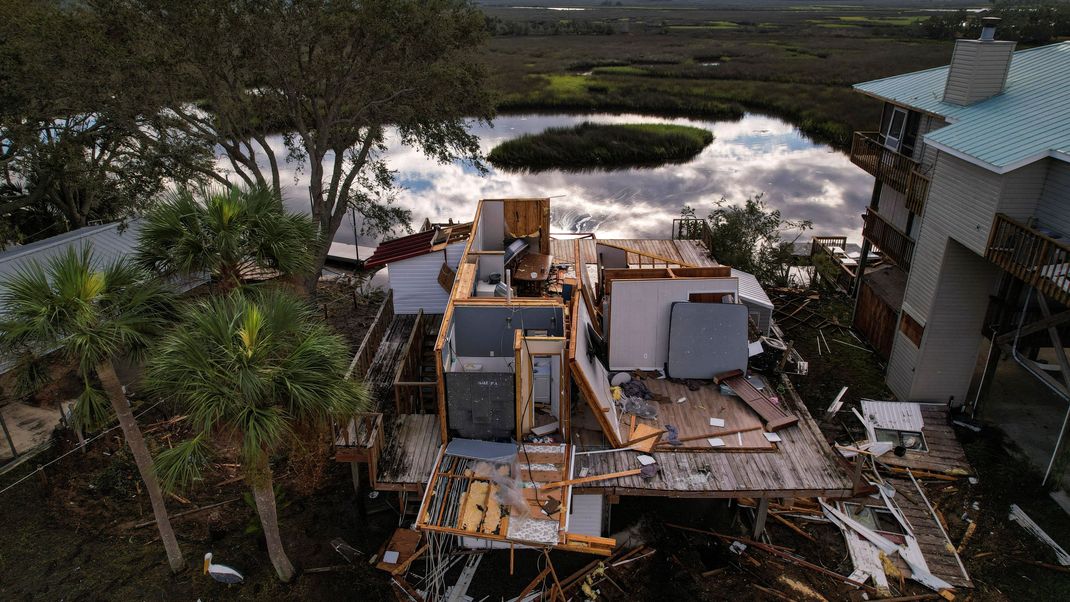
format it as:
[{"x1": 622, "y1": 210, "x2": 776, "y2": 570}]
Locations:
[{"x1": 203, "y1": 552, "x2": 244, "y2": 584}]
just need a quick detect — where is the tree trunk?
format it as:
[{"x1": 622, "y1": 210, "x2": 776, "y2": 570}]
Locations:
[
  {"x1": 250, "y1": 464, "x2": 296, "y2": 582},
  {"x1": 96, "y1": 361, "x2": 185, "y2": 573}
]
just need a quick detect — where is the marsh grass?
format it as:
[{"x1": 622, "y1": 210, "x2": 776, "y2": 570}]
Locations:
[{"x1": 487, "y1": 122, "x2": 714, "y2": 172}]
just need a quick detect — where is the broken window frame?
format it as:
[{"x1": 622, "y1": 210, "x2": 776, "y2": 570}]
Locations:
[{"x1": 874, "y1": 427, "x2": 928, "y2": 452}]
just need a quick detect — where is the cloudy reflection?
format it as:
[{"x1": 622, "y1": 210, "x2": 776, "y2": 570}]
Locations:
[{"x1": 222, "y1": 113, "x2": 872, "y2": 246}]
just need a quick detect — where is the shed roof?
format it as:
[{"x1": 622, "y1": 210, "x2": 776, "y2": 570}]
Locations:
[
  {"x1": 0, "y1": 220, "x2": 141, "y2": 282},
  {"x1": 730, "y1": 268, "x2": 774, "y2": 310},
  {"x1": 363, "y1": 223, "x2": 471, "y2": 270},
  {"x1": 854, "y1": 41, "x2": 1070, "y2": 172},
  {"x1": 363, "y1": 230, "x2": 437, "y2": 270}
]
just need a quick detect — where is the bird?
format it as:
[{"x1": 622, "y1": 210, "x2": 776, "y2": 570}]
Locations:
[{"x1": 203, "y1": 552, "x2": 244, "y2": 584}]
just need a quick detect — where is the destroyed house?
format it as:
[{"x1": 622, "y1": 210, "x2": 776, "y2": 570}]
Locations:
[{"x1": 336, "y1": 198, "x2": 857, "y2": 561}]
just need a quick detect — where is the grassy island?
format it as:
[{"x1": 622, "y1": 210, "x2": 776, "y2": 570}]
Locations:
[{"x1": 487, "y1": 122, "x2": 714, "y2": 171}]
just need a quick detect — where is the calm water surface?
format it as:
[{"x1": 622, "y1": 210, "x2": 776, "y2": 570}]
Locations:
[{"x1": 243, "y1": 113, "x2": 873, "y2": 248}]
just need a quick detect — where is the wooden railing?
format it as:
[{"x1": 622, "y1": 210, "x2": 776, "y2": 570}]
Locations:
[
  {"x1": 905, "y1": 169, "x2": 931, "y2": 215},
  {"x1": 986, "y1": 213, "x2": 1070, "y2": 307},
  {"x1": 393, "y1": 310, "x2": 438, "y2": 414},
  {"x1": 671, "y1": 217, "x2": 715, "y2": 255},
  {"x1": 862, "y1": 208, "x2": 915, "y2": 272},
  {"x1": 850, "y1": 132, "x2": 918, "y2": 195},
  {"x1": 345, "y1": 289, "x2": 394, "y2": 381},
  {"x1": 810, "y1": 236, "x2": 855, "y2": 292},
  {"x1": 333, "y1": 412, "x2": 384, "y2": 472}
]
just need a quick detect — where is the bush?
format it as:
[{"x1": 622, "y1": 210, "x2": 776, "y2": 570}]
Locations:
[{"x1": 487, "y1": 122, "x2": 714, "y2": 172}]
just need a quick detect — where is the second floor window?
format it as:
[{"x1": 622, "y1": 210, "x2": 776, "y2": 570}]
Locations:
[{"x1": 880, "y1": 105, "x2": 922, "y2": 158}]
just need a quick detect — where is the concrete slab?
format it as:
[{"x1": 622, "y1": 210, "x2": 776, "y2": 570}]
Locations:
[{"x1": 0, "y1": 402, "x2": 61, "y2": 460}]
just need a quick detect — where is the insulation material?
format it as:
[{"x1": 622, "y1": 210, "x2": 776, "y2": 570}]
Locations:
[
  {"x1": 666, "y1": 302, "x2": 749, "y2": 379},
  {"x1": 507, "y1": 516, "x2": 561, "y2": 545}
]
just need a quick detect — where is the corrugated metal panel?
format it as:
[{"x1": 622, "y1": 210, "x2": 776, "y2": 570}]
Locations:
[
  {"x1": 568, "y1": 494, "x2": 604, "y2": 537},
  {"x1": 0, "y1": 221, "x2": 137, "y2": 283},
  {"x1": 389, "y1": 242, "x2": 465, "y2": 314},
  {"x1": 860, "y1": 400, "x2": 924, "y2": 431},
  {"x1": 730, "y1": 268, "x2": 773, "y2": 335},
  {"x1": 855, "y1": 42, "x2": 1070, "y2": 171}
]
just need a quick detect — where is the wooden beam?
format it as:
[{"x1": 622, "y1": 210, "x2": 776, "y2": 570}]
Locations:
[
  {"x1": 753, "y1": 497, "x2": 770, "y2": 538},
  {"x1": 995, "y1": 306, "x2": 1070, "y2": 344},
  {"x1": 539, "y1": 469, "x2": 643, "y2": 491}
]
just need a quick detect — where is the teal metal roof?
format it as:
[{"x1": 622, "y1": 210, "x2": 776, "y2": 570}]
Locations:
[{"x1": 854, "y1": 42, "x2": 1070, "y2": 173}]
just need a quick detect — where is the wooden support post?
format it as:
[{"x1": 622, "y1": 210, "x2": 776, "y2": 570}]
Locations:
[
  {"x1": 753, "y1": 497, "x2": 770, "y2": 539},
  {"x1": 509, "y1": 543, "x2": 515, "y2": 576},
  {"x1": 0, "y1": 410, "x2": 18, "y2": 459},
  {"x1": 350, "y1": 461, "x2": 366, "y2": 519}
]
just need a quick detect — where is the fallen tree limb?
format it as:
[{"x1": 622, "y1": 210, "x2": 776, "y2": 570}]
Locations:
[{"x1": 133, "y1": 497, "x2": 241, "y2": 529}]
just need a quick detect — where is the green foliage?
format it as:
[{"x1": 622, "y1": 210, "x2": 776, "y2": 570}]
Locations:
[
  {"x1": 136, "y1": 185, "x2": 318, "y2": 291},
  {"x1": 0, "y1": 246, "x2": 176, "y2": 430},
  {"x1": 488, "y1": 122, "x2": 714, "y2": 171},
  {"x1": 146, "y1": 289, "x2": 370, "y2": 487},
  {"x1": 683, "y1": 194, "x2": 811, "y2": 288},
  {"x1": 0, "y1": 2, "x2": 214, "y2": 242}
]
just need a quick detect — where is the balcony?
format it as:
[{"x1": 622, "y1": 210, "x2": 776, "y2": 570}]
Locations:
[
  {"x1": 986, "y1": 213, "x2": 1070, "y2": 306},
  {"x1": 905, "y1": 168, "x2": 930, "y2": 215},
  {"x1": 863, "y1": 208, "x2": 915, "y2": 272}
]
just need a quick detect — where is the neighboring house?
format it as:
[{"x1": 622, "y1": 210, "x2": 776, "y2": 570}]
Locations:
[
  {"x1": 847, "y1": 21, "x2": 1070, "y2": 477},
  {"x1": 362, "y1": 223, "x2": 471, "y2": 315},
  {"x1": 0, "y1": 219, "x2": 205, "y2": 374}
]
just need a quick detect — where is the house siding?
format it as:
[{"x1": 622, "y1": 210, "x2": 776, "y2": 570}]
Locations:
[
  {"x1": 886, "y1": 330, "x2": 918, "y2": 400},
  {"x1": 943, "y1": 40, "x2": 1016, "y2": 106},
  {"x1": 1036, "y1": 160, "x2": 1070, "y2": 235},
  {"x1": 389, "y1": 242, "x2": 466, "y2": 314},
  {"x1": 900, "y1": 153, "x2": 1003, "y2": 323},
  {"x1": 908, "y1": 240, "x2": 999, "y2": 403},
  {"x1": 996, "y1": 159, "x2": 1049, "y2": 221}
]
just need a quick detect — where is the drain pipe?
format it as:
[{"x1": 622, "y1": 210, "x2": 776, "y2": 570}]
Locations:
[{"x1": 1008, "y1": 288, "x2": 1070, "y2": 484}]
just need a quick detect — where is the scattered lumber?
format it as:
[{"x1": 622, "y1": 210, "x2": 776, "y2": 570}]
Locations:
[
  {"x1": 1009, "y1": 504, "x2": 1070, "y2": 565},
  {"x1": 713, "y1": 370, "x2": 798, "y2": 431},
  {"x1": 539, "y1": 468, "x2": 642, "y2": 491},
  {"x1": 664, "y1": 523, "x2": 878, "y2": 594}
]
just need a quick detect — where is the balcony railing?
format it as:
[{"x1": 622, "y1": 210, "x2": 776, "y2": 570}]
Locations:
[
  {"x1": 863, "y1": 208, "x2": 915, "y2": 272},
  {"x1": 905, "y1": 168, "x2": 930, "y2": 215},
  {"x1": 810, "y1": 236, "x2": 856, "y2": 292},
  {"x1": 851, "y1": 131, "x2": 925, "y2": 195},
  {"x1": 671, "y1": 217, "x2": 715, "y2": 255},
  {"x1": 986, "y1": 213, "x2": 1070, "y2": 307}
]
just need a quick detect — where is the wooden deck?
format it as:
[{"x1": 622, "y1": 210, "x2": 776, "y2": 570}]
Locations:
[
  {"x1": 375, "y1": 414, "x2": 442, "y2": 492},
  {"x1": 615, "y1": 378, "x2": 774, "y2": 451},
  {"x1": 891, "y1": 478, "x2": 973, "y2": 589},
  {"x1": 550, "y1": 238, "x2": 717, "y2": 268},
  {"x1": 573, "y1": 383, "x2": 855, "y2": 498},
  {"x1": 365, "y1": 314, "x2": 420, "y2": 407}
]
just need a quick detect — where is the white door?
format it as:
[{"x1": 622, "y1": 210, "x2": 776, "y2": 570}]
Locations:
[{"x1": 884, "y1": 107, "x2": 908, "y2": 152}]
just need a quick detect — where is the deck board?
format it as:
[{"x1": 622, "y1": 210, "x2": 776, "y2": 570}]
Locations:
[
  {"x1": 375, "y1": 414, "x2": 442, "y2": 491},
  {"x1": 573, "y1": 383, "x2": 854, "y2": 498},
  {"x1": 364, "y1": 314, "x2": 419, "y2": 408},
  {"x1": 550, "y1": 238, "x2": 718, "y2": 268}
]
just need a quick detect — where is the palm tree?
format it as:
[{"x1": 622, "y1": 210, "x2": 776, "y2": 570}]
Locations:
[
  {"x1": 135, "y1": 185, "x2": 318, "y2": 292},
  {"x1": 0, "y1": 246, "x2": 184, "y2": 572},
  {"x1": 145, "y1": 289, "x2": 368, "y2": 582}
]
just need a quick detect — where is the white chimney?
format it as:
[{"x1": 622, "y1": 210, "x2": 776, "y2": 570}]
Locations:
[{"x1": 943, "y1": 17, "x2": 1016, "y2": 106}]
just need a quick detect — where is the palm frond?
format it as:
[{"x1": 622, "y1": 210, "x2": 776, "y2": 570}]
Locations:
[
  {"x1": 153, "y1": 435, "x2": 212, "y2": 493},
  {"x1": 72, "y1": 380, "x2": 112, "y2": 432}
]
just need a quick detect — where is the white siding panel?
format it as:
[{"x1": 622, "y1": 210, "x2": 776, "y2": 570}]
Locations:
[
  {"x1": 997, "y1": 159, "x2": 1048, "y2": 220},
  {"x1": 389, "y1": 242, "x2": 466, "y2": 314},
  {"x1": 886, "y1": 330, "x2": 918, "y2": 400},
  {"x1": 901, "y1": 153, "x2": 1002, "y2": 322},
  {"x1": 860, "y1": 400, "x2": 924, "y2": 431},
  {"x1": 909, "y1": 240, "x2": 999, "y2": 403},
  {"x1": 1036, "y1": 160, "x2": 1070, "y2": 235},
  {"x1": 608, "y1": 278, "x2": 739, "y2": 370}
]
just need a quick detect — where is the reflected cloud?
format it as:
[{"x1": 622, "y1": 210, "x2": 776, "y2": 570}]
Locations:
[{"x1": 225, "y1": 113, "x2": 872, "y2": 246}]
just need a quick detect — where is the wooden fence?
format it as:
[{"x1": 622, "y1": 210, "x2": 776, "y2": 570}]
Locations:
[{"x1": 393, "y1": 310, "x2": 438, "y2": 414}]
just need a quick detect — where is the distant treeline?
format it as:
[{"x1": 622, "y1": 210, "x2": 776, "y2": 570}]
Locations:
[{"x1": 922, "y1": 3, "x2": 1070, "y2": 44}]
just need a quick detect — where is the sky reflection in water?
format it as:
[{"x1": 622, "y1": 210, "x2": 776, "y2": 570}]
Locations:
[{"x1": 237, "y1": 113, "x2": 873, "y2": 247}]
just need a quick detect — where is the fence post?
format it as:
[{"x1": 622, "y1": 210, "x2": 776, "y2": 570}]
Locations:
[{"x1": 0, "y1": 409, "x2": 18, "y2": 459}]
